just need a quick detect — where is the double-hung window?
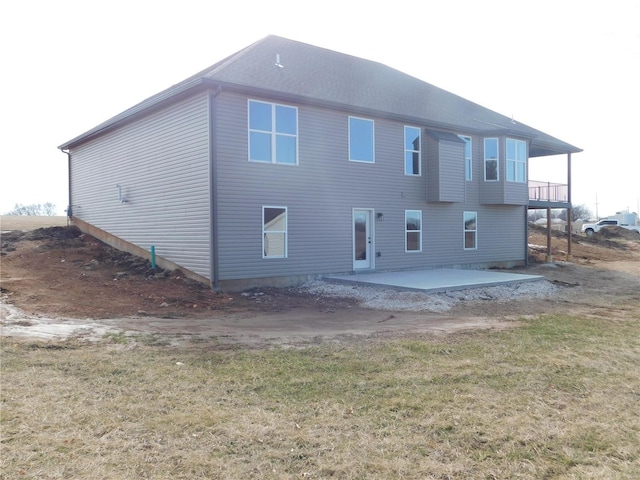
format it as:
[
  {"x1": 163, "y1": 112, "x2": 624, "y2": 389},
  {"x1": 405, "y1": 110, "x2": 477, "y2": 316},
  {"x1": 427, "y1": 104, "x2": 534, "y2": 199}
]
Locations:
[
  {"x1": 349, "y1": 116, "x2": 374, "y2": 163},
  {"x1": 458, "y1": 135, "x2": 472, "y2": 181},
  {"x1": 249, "y1": 100, "x2": 297, "y2": 165},
  {"x1": 484, "y1": 138, "x2": 499, "y2": 181},
  {"x1": 405, "y1": 210, "x2": 422, "y2": 252},
  {"x1": 506, "y1": 138, "x2": 527, "y2": 182},
  {"x1": 404, "y1": 126, "x2": 421, "y2": 175},
  {"x1": 464, "y1": 211, "x2": 477, "y2": 250},
  {"x1": 262, "y1": 206, "x2": 287, "y2": 258}
]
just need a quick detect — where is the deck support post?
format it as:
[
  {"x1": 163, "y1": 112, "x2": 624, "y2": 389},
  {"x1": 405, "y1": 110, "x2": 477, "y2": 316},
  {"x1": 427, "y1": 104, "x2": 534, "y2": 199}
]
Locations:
[
  {"x1": 566, "y1": 153, "x2": 573, "y2": 261},
  {"x1": 546, "y1": 207, "x2": 553, "y2": 263}
]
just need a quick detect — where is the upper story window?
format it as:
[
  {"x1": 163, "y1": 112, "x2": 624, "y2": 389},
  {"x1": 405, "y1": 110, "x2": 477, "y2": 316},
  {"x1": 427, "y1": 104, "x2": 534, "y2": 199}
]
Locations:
[
  {"x1": 349, "y1": 116, "x2": 374, "y2": 163},
  {"x1": 458, "y1": 135, "x2": 472, "y2": 181},
  {"x1": 405, "y1": 210, "x2": 422, "y2": 252},
  {"x1": 249, "y1": 100, "x2": 298, "y2": 165},
  {"x1": 404, "y1": 126, "x2": 421, "y2": 175},
  {"x1": 484, "y1": 138, "x2": 499, "y2": 181},
  {"x1": 506, "y1": 138, "x2": 527, "y2": 183}
]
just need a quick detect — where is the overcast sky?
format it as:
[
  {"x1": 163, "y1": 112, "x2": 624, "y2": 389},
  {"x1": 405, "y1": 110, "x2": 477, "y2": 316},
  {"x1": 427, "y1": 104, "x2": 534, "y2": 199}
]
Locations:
[{"x1": 2, "y1": 0, "x2": 638, "y2": 218}]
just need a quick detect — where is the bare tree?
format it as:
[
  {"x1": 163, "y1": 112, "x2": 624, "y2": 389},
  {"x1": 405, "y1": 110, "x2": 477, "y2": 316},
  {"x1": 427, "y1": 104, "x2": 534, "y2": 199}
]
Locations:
[
  {"x1": 555, "y1": 204, "x2": 593, "y2": 222},
  {"x1": 4, "y1": 203, "x2": 57, "y2": 216},
  {"x1": 571, "y1": 204, "x2": 593, "y2": 221},
  {"x1": 565, "y1": 204, "x2": 592, "y2": 221}
]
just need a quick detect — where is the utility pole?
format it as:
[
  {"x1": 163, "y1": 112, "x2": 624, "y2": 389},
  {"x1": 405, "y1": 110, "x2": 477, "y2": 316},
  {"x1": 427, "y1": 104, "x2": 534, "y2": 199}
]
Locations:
[{"x1": 595, "y1": 193, "x2": 599, "y2": 220}]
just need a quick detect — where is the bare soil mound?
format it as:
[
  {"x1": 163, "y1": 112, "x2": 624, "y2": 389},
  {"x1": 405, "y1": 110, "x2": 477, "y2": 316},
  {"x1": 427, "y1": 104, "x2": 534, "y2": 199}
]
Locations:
[
  {"x1": 1, "y1": 227, "x2": 356, "y2": 319},
  {"x1": 527, "y1": 225, "x2": 638, "y2": 265},
  {"x1": 595, "y1": 225, "x2": 640, "y2": 240},
  {"x1": 528, "y1": 223, "x2": 639, "y2": 250}
]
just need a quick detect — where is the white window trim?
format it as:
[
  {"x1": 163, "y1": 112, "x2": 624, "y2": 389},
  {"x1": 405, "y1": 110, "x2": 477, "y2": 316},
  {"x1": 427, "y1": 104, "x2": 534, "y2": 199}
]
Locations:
[
  {"x1": 506, "y1": 138, "x2": 527, "y2": 183},
  {"x1": 458, "y1": 135, "x2": 472, "y2": 181},
  {"x1": 262, "y1": 206, "x2": 288, "y2": 259},
  {"x1": 248, "y1": 99, "x2": 299, "y2": 165},
  {"x1": 405, "y1": 210, "x2": 423, "y2": 253},
  {"x1": 484, "y1": 137, "x2": 499, "y2": 182},
  {"x1": 348, "y1": 116, "x2": 375, "y2": 163},
  {"x1": 404, "y1": 125, "x2": 421, "y2": 176},
  {"x1": 464, "y1": 211, "x2": 478, "y2": 250}
]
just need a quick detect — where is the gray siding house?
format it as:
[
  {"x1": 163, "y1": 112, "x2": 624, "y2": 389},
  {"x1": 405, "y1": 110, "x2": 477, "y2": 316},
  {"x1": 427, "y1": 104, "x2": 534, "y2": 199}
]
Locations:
[{"x1": 59, "y1": 35, "x2": 581, "y2": 290}]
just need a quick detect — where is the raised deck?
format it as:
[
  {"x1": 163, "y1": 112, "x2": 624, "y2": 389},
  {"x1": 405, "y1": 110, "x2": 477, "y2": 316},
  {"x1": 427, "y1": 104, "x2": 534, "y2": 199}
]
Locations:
[{"x1": 528, "y1": 180, "x2": 570, "y2": 209}]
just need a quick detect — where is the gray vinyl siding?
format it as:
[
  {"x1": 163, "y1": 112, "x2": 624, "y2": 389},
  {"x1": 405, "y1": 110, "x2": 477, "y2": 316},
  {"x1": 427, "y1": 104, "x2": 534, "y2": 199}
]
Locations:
[
  {"x1": 70, "y1": 93, "x2": 211, "y2": 278},
  {"x1": 425, "y1": 132, "x2": 465, "y2": 203},
  {"x1": 504, "y1": 181, "x2": 529, "y2": 205},
  {"x1": 214, "y1": 92, "x2": 526, "y2": 280},
  {"x1": 421, "y1": 204, "x2": 525, "y2": 265}
]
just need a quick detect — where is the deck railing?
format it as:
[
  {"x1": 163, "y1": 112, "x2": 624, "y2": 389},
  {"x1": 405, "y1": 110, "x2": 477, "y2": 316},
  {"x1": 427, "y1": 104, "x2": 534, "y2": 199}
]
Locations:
[{"x1": 529, "y1": 180, "x2": 568, "y2": 203}]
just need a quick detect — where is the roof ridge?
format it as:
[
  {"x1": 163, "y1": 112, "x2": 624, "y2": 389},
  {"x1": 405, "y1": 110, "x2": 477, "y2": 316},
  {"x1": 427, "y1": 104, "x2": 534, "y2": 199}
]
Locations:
[{"x1": 202, "y1": 35, "x2": 273, "y2": 78}]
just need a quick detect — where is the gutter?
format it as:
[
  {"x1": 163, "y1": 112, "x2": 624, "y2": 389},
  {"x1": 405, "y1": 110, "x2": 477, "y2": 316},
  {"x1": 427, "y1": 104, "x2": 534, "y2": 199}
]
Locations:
[{"x1": 208, "y1": 85, "x2": 223, "y2": 290}]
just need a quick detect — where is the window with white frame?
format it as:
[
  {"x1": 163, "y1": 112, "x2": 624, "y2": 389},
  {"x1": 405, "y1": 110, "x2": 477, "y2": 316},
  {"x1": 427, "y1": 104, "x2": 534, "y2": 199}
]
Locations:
[
  {"x1": 249, "y1": 100, "x2": 298, "y2": 165},
  {"x1": 464, "y1": 211, "x2": 477, "y2": 250},
  {"x1": 506, "y1": 138, "x2": 527, "y2": 183},
  {"x1": 404, "y1": 126, "x2": 421, "y2": 175},
  {"x1": 484, "y1": 138, "x2": 499, "y2": 181},
  {"x1": 263, "y1": 206, "x2": 287, "y2": 258},
  {"x1": 405, "y1": 210, "x2": 422, "y2": 252},
  {"x1": 458, "y1": 135, "x2": 472, "y2": 181},
  {"x1": 349, "y1": 116, "x2": 374, "y2": 162}
]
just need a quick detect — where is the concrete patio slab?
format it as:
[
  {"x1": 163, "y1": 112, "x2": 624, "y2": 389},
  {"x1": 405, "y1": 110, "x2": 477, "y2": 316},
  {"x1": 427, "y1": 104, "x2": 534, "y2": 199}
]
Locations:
[{"x1": 324, "y1": 268, "x2": 545, "y2": 293}]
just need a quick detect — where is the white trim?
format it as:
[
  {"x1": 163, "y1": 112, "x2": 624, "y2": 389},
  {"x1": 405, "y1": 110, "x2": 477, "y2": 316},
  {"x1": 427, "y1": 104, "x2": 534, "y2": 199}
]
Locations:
[
  {"x1": 463, "y1": 211, "x2": 478, "y2": 250},
  {"x1": 348, "y1": 116, "x2": 375, "y2": 163},
  {"x1": 405, "y1": 209, "x2": 423, "y2": 253},
  {"x1": 506, "y1": 138, "x2": 527, "y2": 183},
  {"x1": 248, "y1": 99, "x2": 299, "y2": 165},
  {"x1": 483, "y1": 137, "x2": 499, "y2": 182},
  {"x1": 352, "y1": 208, "x2": 375, "y2": 269},
  {"x1": 404, "y1": 125, "x2": 421, "y2": 176},
  {"x1": 458, "y1": 135, "x2": 472, "y2": 181},
  {"x1": 262, "y1": 205, "x2": 288, "y2": 258}
]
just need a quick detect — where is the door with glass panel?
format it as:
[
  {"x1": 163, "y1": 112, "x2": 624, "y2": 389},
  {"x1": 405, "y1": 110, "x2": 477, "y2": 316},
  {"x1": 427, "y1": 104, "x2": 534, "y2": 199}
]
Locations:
[{"x1": 353, "y1": 209, "x2": 372, "y2": 269}]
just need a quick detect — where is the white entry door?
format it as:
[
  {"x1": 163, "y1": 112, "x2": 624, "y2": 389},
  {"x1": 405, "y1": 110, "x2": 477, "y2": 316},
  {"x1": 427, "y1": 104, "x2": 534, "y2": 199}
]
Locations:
[{"x1": 353, "y1": 209, "x2": 373, "y2": 269}]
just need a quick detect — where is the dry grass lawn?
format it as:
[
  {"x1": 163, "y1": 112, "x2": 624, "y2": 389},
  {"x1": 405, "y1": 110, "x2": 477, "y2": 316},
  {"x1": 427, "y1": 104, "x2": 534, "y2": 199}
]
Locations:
[
  {"x1": 0, "y1": 216, "x2": 68, "y2": 231},
  {"x1": 2, "y1": 314, "x2": 639, "y2": 479}
]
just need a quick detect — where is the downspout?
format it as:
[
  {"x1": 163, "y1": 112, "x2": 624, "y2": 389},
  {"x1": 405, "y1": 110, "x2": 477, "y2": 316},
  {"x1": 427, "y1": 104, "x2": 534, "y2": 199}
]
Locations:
[
  {"x1": 61, "y1": 148, "x2": 72, "y2": 225},
  {"x1": 208, "y1": 85, "x2": 222, "y2": 290}
]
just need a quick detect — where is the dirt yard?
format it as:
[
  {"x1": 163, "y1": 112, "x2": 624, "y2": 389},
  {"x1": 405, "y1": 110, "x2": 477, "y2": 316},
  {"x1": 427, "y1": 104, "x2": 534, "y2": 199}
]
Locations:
[{"x1": 1, "y1": 219, "x2": 639, "y2": 345}]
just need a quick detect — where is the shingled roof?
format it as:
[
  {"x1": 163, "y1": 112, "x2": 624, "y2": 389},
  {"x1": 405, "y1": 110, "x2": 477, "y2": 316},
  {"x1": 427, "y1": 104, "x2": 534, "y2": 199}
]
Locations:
[{"x1": 60, "y1": 35, "x2": 581, "y2": 157}]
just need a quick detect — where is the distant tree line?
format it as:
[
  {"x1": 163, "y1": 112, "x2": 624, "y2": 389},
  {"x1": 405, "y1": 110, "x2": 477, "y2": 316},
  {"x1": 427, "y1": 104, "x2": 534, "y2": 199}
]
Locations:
[
  {"x1": 528, "y1": 204, "x2": 593, "y2": 223},
  {"x1": 4, "y1": 203, "x2": 57, "y2": 216}
]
